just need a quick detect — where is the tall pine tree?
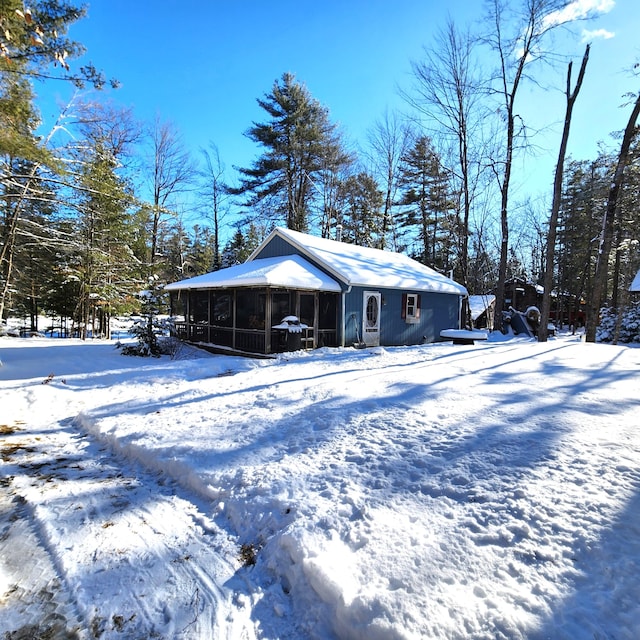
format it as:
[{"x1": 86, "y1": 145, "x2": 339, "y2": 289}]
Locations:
[
  {"x1": 397, "y1": 135, "x2": 455, "y2": 270},
  {"x1": 1, "y1": 0, "x2": 112, "y2": 321},
  {"x1": 230, "y1": 72, "x2": 350, "y2": 233}
]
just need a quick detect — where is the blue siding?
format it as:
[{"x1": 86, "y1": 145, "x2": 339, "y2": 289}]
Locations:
[
  {"x1": 343, "y1": 285, "x2": 366, "y2": 345},
  {"x1": 254, "y1": 236, "x2": 298, "y2": 260},
  {"x1": 381, "y1": 290, "x2": 460, "y2": 345},
  {"x1": 343, "y1": 287, "x2": 461, "y2": 347},
  {"x1": 253, "y1": 236, "x2": 462, "y2": 348}
]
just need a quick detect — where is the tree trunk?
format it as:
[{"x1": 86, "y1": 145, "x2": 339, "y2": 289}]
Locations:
[
  {"x1": 585, "y1": 91, "x2": 640, "y2": 342},
  {"x1": 494, "y1": 149, "x2": 511, "y2": 331},
  {"x1": 610, "y1": 224, "x2": 622, "y2": 311},
  {"x1": 539, "y1": 45, "x2": 590, "y2": 342}
]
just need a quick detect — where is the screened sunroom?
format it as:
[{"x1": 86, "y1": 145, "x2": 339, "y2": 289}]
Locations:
[{"x1": 166, "y1": 255, "x2": 342, "y2": 356}]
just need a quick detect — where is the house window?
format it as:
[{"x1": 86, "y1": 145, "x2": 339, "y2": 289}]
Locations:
[{"x1": 403, "y1": 293, "x2": 421, "y2": 324}]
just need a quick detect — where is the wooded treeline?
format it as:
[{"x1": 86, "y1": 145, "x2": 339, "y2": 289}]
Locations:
[{"x1": 1, "y1": 0, "x2": 639, "y2": 341}]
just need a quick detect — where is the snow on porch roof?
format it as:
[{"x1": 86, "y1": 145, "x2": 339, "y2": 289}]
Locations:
[
  {"x1": 631, "y1": 269, "x2": 640, "y2": 292},
  {"x1": 164, "y1": 254, "x2": 342, "y2": 292},
  {"x1": 258, "y1": 227, "x2": 468, "y2": 296}
]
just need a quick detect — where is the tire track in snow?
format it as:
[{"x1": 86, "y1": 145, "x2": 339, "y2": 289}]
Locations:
[
  {"x1": 0, "y1": 455, "x2": 85, "y2": 640},
  {"x1": 0, "y1": 416, "x2": 255, "y2": 640}
]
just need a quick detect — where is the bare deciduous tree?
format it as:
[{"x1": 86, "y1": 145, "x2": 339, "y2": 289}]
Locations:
[
  {"x1": 485, "y1": 0, "x2": 585, "y2": 330},
  {"x1": 405, "y1": 17, "x2": 486, "y2": 288},
  {"x1": 364, "y1": 110, "x2": 413, "y2": 251},
  {"x1": 199, "y1": 143, "x2": 228, "y2": 271},
  {"x1": 148, "y1": 116, "x2": 196, "y2": 267},
  {"x1": 539, "y1": 44, "x2": 590, "y2": 343}
]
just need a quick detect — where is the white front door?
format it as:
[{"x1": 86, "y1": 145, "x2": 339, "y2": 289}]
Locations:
[{"x1": 362, "y1": 291, "x2": 381, "y2": 347}]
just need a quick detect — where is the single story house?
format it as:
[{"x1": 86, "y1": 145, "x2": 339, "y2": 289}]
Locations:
[{"x1": 165, "y1": 227, "x2": 468, "y2": 355}]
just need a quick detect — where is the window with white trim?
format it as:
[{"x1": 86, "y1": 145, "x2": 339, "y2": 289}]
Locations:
[{"x1": 403, "y1": 293, "x2": 421, "y2": 324}]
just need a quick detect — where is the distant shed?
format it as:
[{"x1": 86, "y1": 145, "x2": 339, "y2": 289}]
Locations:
[{"x1": 468, "y1": 295, "x2": 496, "y2": 329}]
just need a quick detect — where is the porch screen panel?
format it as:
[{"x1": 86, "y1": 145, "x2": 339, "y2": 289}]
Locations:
[
  {"x1": 317, "y1": 293, "x2": 339, "y2": 347},
  {"x1": 299, "y1": 293, "x2": 314, "y2": 326},
  {"x1": 236, "y1": 289, "x2": 266, "y2": 329},
  {"x1": 211, "y1": 292, "x2": 232, "y2": 327},
  {"x1": 318, "y1": 293, "x2": 338, "y2": 329},
  {"x1": 170, "y1": 292, "x2": 185, "y2": 319},
  {"x1": 271, "y1": 291, "x2": 292, "y2": 326},
  {"x1": 189, "y1": 291, "x2": 209, "y2": 323}
]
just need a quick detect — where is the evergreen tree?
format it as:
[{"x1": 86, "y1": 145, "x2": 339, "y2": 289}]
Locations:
[
  {"x1": 0, "y1": 0, "x2": 112, "y2": 320},
  {"x1": 221, "y1": 224, "x2": 261, "y2": 267},
  {"x1": 557, "y1": 156, "x2": 611, "y2": 323},
  {"x1": 337, "y1": 172, "x2": 384, "y2": 248},
  {"x1": 6, "y1": 158, "x2": 59, "y2": 330},
  {"x1": 120, "y1": 274, "x2": 170, "y2": 357},
  {"x1": 64, "y1": 104, "x2": 140, "y2": 338},
  {"x1": 230, "y1": 72, "x2": 350, "y2": 232},
  {"x1": 72, "y1": 141, "x2": 136, "y2": 337},
  {"x1": 188, "y1": 224, "x2": 216, "y2": 275},
  {"x1": 396, "y1": 135, "x2": 455, "y2": 269},
  {"x1": 0, "y1": 77, "x2": 55, "y2": 320},
  {"x1": 0, "y1": 0, "x2": 112, "y2": 88},
  {"x1": 610, "y1": 136, "x2": 640, "y2": 311}
]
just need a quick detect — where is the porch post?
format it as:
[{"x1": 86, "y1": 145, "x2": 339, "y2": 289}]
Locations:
[
  {"x1": 186, "y1": 291, "x2": 191, "y2": 341},
  {"x1": 313, "y1": 292, "x2": 319, "y2": 349},
  {"x1": 207, "y1": 290, "x2": 212, "y2": 343},
  {"x1": 232, "y1": 289, "x2": 237, "y2": 351},
  {"x1": 265, "y1": 289, "x2": 272, "y2": 354},
  {"x1": 341, "y1": 290, "x2": 347, "y2": 347}
]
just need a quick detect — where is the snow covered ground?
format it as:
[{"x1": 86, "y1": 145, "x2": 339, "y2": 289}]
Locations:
[{"x1": 1, "y1": 331, "x2": 639, "y2": 639}]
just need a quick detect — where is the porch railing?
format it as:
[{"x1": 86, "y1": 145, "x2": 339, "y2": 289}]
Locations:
[{"x1": 173, "y1": 322, "x2": 338, "y2": 354}]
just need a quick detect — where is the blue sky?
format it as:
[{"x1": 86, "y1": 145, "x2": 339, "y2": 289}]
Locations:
[{"x1": 37, "y1": 0, "x2": 640, "y2": 215}]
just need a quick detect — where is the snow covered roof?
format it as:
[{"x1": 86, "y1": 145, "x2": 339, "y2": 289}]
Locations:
[
  {"x1": 165, "y1": 254, "x2": 341, "y2": 292},
  {"x1": 468, "y1": 294, "x2": 496, "y2": 321},
  {"x1": 631, "y1": 269, "x2": 640, "y2": 292},
  {"x1": 255, "y1": 228, "x2": 468, "y2": 296}
]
